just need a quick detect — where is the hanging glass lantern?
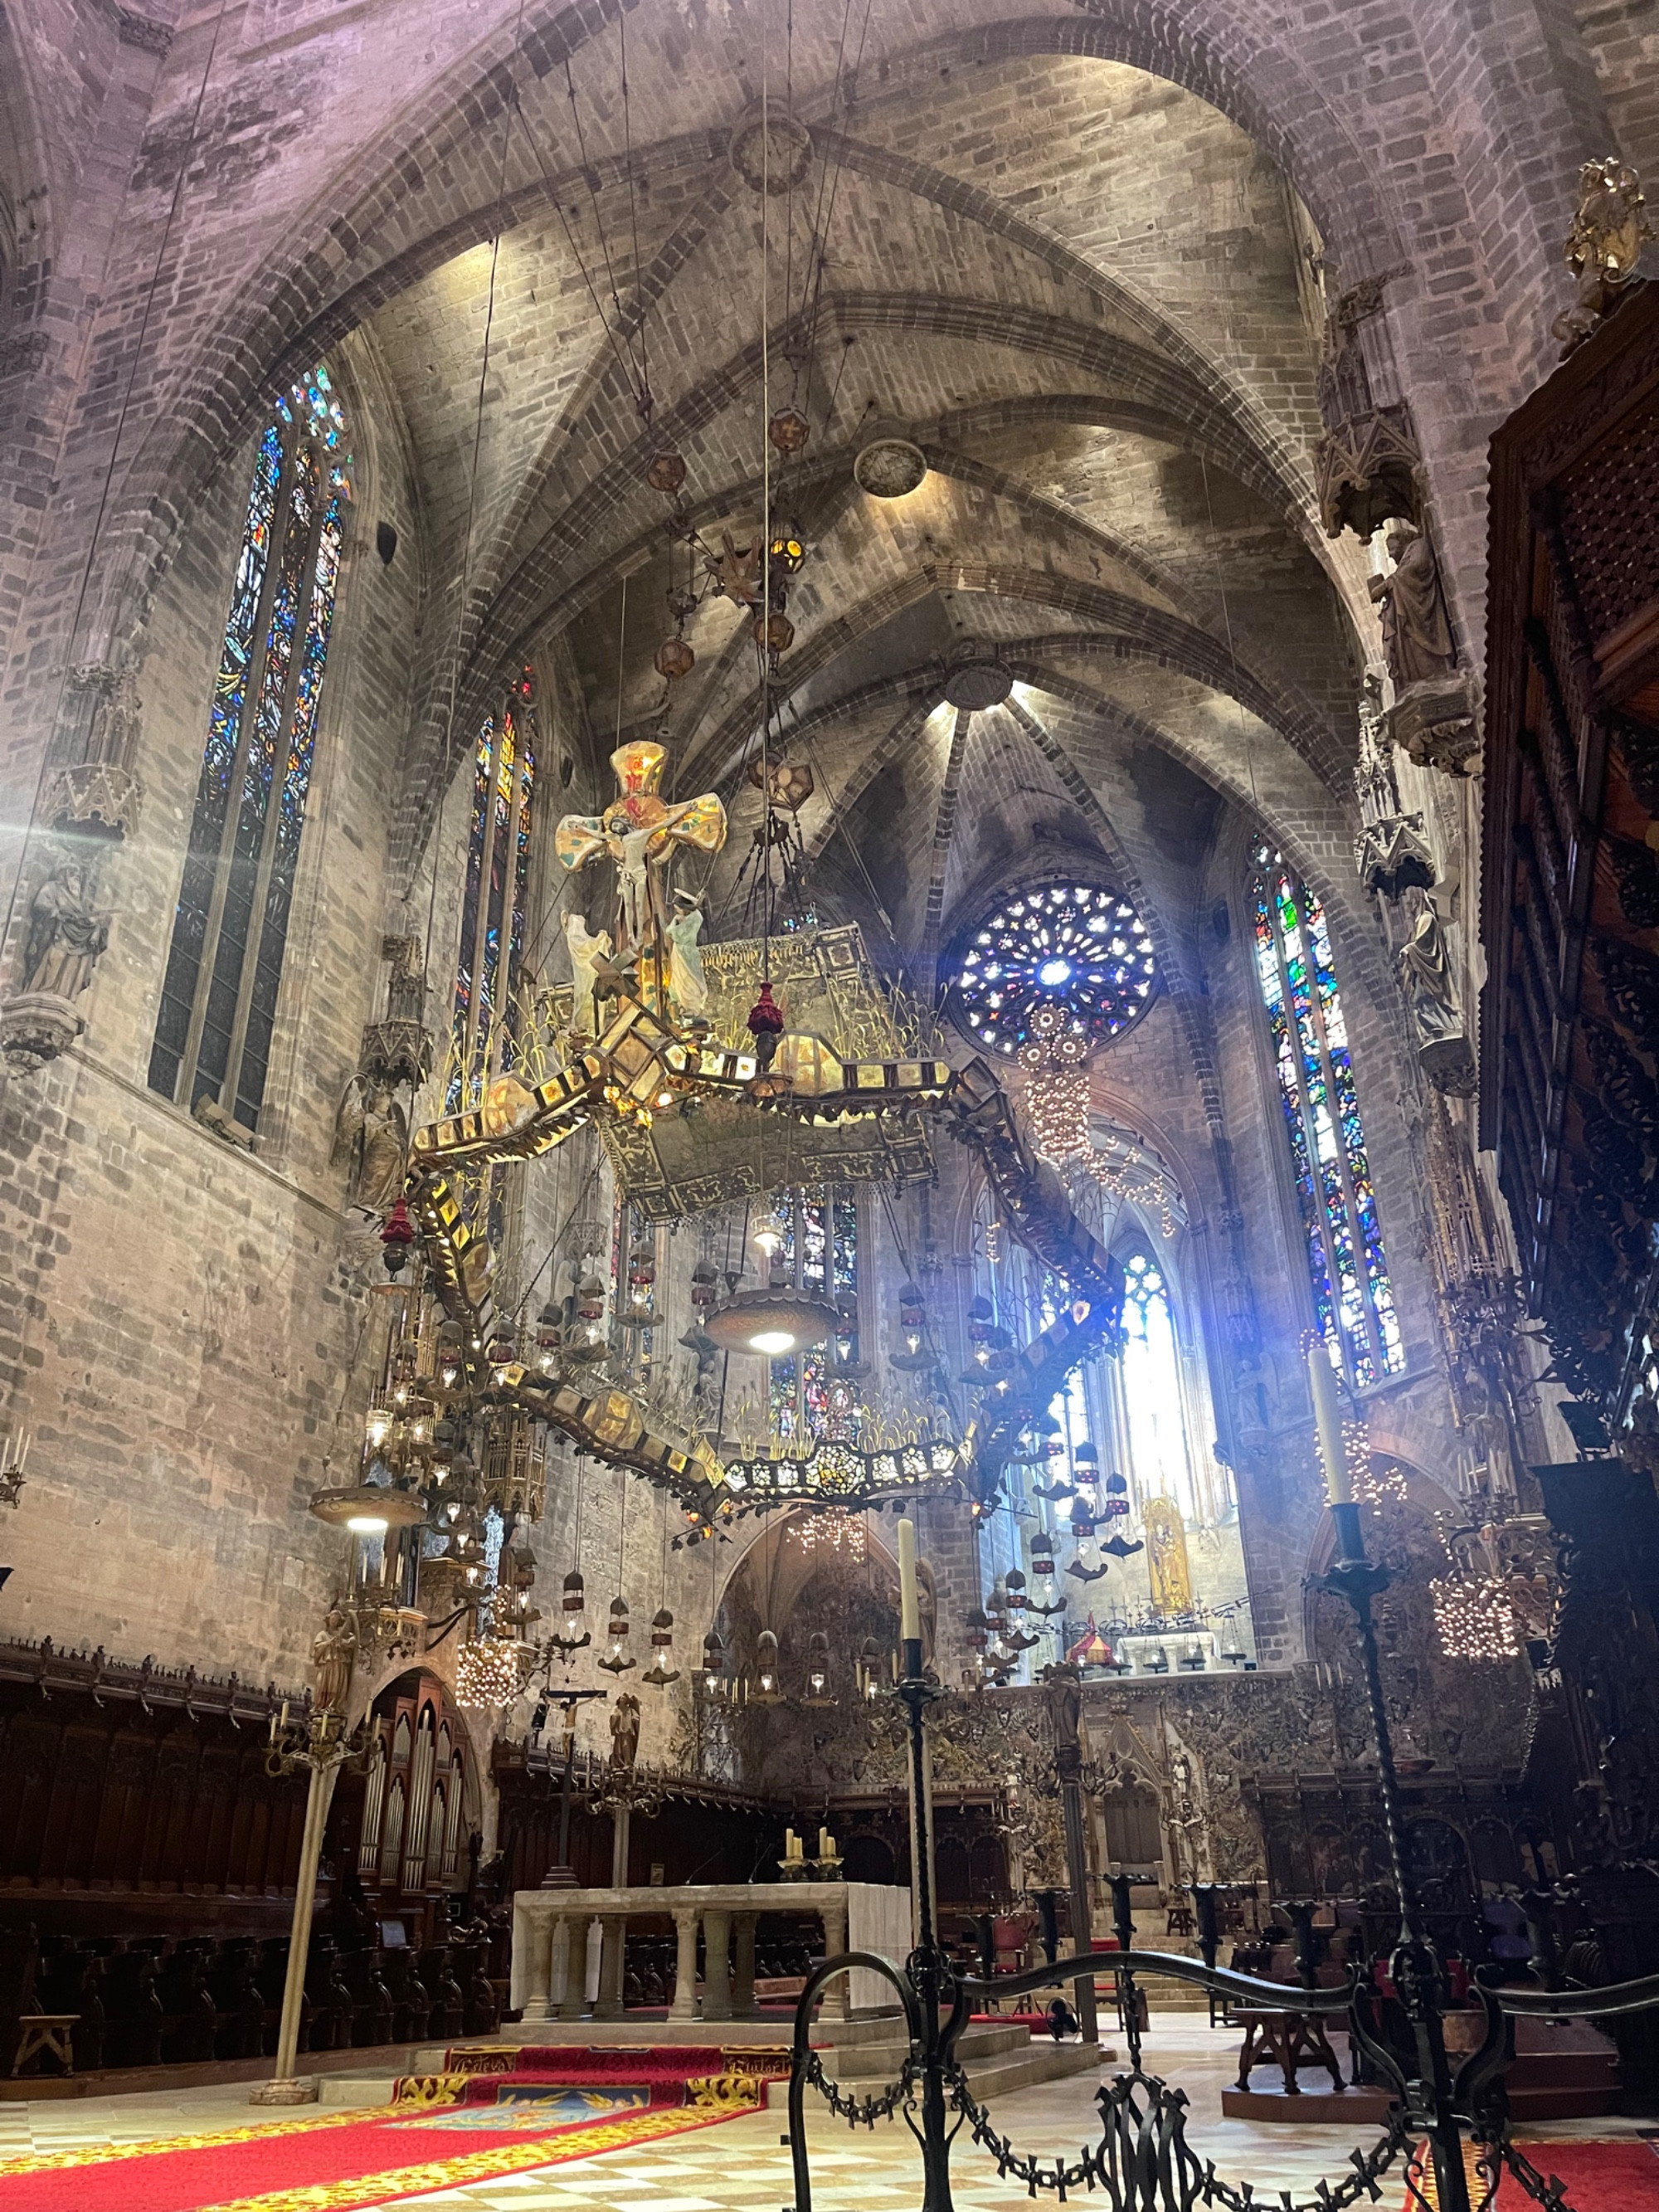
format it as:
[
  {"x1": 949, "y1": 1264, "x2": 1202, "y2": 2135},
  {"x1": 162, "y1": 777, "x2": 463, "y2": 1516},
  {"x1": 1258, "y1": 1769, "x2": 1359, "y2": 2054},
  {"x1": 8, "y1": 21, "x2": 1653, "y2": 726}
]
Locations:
[
  {"x1": 1028, "y1": 1539, "x2": 1065, "y2": 1618},
  {"x1": 642, "y1": 1607, "x2": 679, "y2": 1687},
  {"x1": 891, "y1": 1282, "x2": 932, "y2": 1372},
  {"x1": 690, "y1": 1258, "x2": 718, "y2": 1312},
  {"x1": 701, "y1": 1628, "x2": 727, "y2": 1700},
  {"x1": 803, "y1": 1630, "x2": 834, "y2": 1706},
  {"x1": 1072, "y1": 1440, "x2": 1101, "y2": 1510},
  {"x1": 535, "y1": 1298, "x2": 563, "y2": 1373},
  {"x1": 752, "y1": 1628, "x2": 784, "y2": 1703},
  {"x1": 1004, "y1": 1569, "x2": 1040, "y2": 1650},
  {"x1": 597, "y1": 1597, "x2": 636, "y2": 1674},
  {"x1": 435, "y1": 1318, "x2": 465, "y2": 1393},
  {"x1": 856, "y1": 1634, "x2": 884, "y2": 1702},
  {"x1": 655, "y1": 634, "x2": 695, "y2": 680},
  {"x1": 767, "y1": 406, "x2": 810, "y2": 456},
  {"x1": 551, "y1": 1570, "x2": 591, "y2": 1659},
  {"x1": 767, "y1": 526, "x2": 806, "y2": 574},
  {"x1": 1066, "y1": 1493, "x2": 1107, "y2": 1582}
]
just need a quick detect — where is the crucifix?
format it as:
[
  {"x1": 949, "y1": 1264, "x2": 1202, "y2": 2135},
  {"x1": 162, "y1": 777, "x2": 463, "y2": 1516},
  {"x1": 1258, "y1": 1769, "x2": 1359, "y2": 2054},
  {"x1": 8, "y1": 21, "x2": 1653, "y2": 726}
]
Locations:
[
  {"x1": 537, "y1": 1684, "x2": 609, "y2": 1890},
  {"x1": 555, "y1": 742, "x2": 727, "y2": 979}
]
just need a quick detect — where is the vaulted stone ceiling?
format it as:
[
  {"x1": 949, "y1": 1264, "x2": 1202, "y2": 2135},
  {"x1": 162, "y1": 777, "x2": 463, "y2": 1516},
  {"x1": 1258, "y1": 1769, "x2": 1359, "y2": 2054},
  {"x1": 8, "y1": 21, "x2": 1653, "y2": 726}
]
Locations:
[{"x1": 354, "y1": 38, "x2": 1370, "y2": 977}]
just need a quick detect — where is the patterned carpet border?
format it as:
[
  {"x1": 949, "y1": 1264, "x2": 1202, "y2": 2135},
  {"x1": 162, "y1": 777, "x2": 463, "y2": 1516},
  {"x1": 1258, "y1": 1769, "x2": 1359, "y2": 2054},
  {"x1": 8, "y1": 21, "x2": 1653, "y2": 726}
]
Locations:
[
  {"x1": 188, "y1": 2105, "x2": 744, "y2": 2212},
  {"x1": 0, "y1": 2109, "x2": 372, "y2": 2178}
]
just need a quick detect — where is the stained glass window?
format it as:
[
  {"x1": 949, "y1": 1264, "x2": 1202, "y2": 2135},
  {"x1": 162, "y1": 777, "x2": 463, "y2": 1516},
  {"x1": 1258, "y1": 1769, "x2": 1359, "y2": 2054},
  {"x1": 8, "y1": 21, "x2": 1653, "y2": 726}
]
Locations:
[
  {"x1": 766, "y1": 1187, "x2": 859, "y2": 1447},
  {"x1": 953, "y1": 882, "x2": 1156, "y2": 1058},
  {"x1": 447, "y1": 670, "x2": 538, "y2": 1113},
  {"x1": 1249, "y1": 842, "x2": 1403, "y2": 1386},
  {"x1": 149, "y1": 365, "x2": 351, "y2": 1131}
]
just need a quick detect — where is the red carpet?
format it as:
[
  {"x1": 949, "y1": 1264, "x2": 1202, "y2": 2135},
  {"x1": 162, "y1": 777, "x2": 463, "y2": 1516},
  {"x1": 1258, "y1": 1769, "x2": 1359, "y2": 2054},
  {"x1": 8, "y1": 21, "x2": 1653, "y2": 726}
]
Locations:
[
  {"x1": 0, "y1": 2097, "x2": 751, "y2": 2212},
  {"x1": 0, "y1": 2044, "x2": 791, "y2": 2212},
  {"x1": 1404, "y1": 2138, "x2": 1659, "y2": 2210}
]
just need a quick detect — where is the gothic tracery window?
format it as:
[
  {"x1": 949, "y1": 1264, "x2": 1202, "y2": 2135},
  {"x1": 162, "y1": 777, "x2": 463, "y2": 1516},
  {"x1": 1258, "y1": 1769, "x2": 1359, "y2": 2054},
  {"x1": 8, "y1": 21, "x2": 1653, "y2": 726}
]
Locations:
[
  {"x1": 1249, "y1": 842, "x2": 1403, "y2": 1386},
  {"x1": 767, "y1": 1187, "x2": 860, "y2": 1445},
  {"x1": 447, "y1": 672, "x2": 538, "y2": 1112},
  {"x1": 149, "y1": 368, "x2": 350, "y2": 1132},
  {"x1": 953, "y1": 881, "x2": 1156, "y2": 1058}
]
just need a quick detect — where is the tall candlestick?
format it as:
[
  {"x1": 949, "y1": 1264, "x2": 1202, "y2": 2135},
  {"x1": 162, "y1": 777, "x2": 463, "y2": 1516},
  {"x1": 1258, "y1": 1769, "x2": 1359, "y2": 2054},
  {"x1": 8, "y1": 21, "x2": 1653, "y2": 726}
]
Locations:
[
  {"x1": 898, "y1": 1517, "x2": 921, "y2": 1643},
  {"x1": 1307, "y1": 1341, "x2": 1352, "y2": 1506}
]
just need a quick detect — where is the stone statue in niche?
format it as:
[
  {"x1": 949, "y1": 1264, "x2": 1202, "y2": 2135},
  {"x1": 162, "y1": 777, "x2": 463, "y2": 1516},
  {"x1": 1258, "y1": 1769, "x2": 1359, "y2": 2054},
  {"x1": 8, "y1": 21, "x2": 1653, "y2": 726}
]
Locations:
[
  {"x1": 312, "y1": 1605, "x2": 358, "y2": 1713},
  {"x1": 21, "y1": 850, "x2": 109, "y2": 1000},
  {"x1": 1370, "y1": 521, "x2": 1457, "y2": 690},
  {"x1": 332, "y1": 1079, "x2": 410, "y2": 1213},
  {"x1": 1397, "y1": 891, "x2": 1477, "y2": 1094},
  {"x1": 609, "y1": 1691, "x2": 641, "y2": 1773}
]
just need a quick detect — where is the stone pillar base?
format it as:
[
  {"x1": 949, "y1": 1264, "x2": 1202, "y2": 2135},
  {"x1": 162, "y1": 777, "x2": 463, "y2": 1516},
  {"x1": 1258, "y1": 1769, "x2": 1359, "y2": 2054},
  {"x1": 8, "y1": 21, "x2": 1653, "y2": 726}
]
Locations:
[{"x1": 248, "y1": 2077, "x2": 319, "y2": 2106}]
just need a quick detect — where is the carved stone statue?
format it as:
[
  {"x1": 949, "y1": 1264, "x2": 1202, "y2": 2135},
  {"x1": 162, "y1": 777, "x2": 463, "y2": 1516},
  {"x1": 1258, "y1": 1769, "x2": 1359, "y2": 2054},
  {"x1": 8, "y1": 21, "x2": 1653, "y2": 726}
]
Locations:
[
  {"x1": 1370, "y1": 522, "x2": 1457, "y2": 690},
  {"x1": 1143, "y1": 1497, "x2": 1194, "y2": 1619},
  {"x1": 609, "y1": 1690, "x2": 641, "y2": 1773},
  {"x1": 665, "y1": 894, "x2": 708, "y2": 1021},
  {"x1": 563, "y1": 910, "x2": 614, "y2": 1037},
  {"x1": 312, "y1": 1605, "x2": 357, "y2": 1714},
  {"x1": 1398, "y1": 894, "x2": 1477, "y2": 1093},
  {"x1": 22, "y1": 852, "x2": 109, "y2": 1000},
  {"x1": 332, "y1": 1079, "x2": 409, "y2": 1212}
]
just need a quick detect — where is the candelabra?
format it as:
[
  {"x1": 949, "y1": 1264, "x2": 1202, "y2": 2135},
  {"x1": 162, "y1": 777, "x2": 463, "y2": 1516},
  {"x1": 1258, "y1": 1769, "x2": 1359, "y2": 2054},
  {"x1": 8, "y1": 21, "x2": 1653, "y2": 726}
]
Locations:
[{"x1": 249, "y1": 1702, "x2": 376, "y2": 2106}]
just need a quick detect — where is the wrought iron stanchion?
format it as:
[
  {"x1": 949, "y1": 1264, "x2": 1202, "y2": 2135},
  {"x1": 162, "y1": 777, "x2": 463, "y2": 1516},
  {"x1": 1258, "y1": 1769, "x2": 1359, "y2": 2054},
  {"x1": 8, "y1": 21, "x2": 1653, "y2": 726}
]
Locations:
[{"x1": 1312, "y1": 1494, "x2": 1472, "y2": 2212}]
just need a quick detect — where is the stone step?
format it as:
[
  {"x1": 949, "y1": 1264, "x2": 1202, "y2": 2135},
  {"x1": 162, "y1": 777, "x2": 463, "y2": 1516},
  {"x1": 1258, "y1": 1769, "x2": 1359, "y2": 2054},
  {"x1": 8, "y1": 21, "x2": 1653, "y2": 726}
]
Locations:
[
  {"x1": 828, "y1": 2021, "x2": 1030, "y2": 2078},
  {"x1": 317, "y1": 2034, "x2": 1108, "y2": 2111}
]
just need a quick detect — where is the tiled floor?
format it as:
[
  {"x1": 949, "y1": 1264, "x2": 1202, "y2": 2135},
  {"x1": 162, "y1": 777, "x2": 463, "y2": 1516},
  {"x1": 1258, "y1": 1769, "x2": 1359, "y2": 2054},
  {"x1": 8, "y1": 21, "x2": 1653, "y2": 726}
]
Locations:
[{"x1": 0, "y1": 2019, "x2": 1648, "y2": 2209}]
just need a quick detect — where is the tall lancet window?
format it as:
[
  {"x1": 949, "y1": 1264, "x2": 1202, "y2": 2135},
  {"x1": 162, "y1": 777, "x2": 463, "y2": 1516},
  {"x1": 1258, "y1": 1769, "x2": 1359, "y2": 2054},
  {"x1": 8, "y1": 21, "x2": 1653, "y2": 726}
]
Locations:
[
  {"x1": 1249, "y1": 841, "x2": 1402, "y2": 1386},
  {"x1": 149, "y1": 367, "x2": 351, "y2": 1132},
  {"x1": 447, "y1": 671, "x2": 537, "y2": 1112}
]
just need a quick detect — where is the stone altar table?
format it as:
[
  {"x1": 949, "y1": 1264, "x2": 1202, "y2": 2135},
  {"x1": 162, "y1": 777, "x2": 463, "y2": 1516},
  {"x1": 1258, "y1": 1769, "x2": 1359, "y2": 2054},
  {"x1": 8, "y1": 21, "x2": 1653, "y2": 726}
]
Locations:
[{"x1": 511, "y1": 1883, "x2": 910, "y2": 2025}]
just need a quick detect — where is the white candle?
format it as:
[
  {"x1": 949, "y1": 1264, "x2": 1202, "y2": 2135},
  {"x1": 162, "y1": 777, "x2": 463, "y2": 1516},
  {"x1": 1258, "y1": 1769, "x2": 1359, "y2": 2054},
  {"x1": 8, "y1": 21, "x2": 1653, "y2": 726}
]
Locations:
[
  {"x1": 819, "y1": 1826, "x2": 830, "y2": 1857},
  {"x1": 898, "y1": 1516, "x2": 922, "y2": 1642},
  {"x1": 786, "y1": 1826, "x2": 800, "y2": 1861},
  {"x1": 1307, "y1": 1342, "x2": 1352, "y2": 1505}
]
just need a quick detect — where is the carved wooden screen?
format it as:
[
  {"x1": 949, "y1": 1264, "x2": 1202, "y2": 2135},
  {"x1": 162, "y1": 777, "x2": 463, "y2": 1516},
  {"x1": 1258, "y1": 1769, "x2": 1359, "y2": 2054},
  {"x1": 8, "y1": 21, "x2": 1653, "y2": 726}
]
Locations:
[{"x1": 1480, "y1": 284, "x2": 1659, "y2": 1424}]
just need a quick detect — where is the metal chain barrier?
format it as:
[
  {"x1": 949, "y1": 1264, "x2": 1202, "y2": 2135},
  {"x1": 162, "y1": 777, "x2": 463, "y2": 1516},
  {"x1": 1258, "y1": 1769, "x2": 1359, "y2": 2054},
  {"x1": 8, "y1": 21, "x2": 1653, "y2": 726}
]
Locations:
[
  {"x1": 798, "y1": 2045, "x2": 919, "y2": 2129},
  {"x1": 942, "y1": 2056, "x2": 1413, "y2": 2212}
]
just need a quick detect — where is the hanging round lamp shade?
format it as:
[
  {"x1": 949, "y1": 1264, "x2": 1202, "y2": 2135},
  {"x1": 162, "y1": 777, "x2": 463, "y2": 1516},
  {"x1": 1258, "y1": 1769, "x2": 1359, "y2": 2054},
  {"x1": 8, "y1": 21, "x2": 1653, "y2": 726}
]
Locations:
[
  {"x1": 309, "y1": 1484, "x2": 425, "y2": 1531},
  {"x1": 703, "y1": 1285, "x2": 839, "y2": 1358}
]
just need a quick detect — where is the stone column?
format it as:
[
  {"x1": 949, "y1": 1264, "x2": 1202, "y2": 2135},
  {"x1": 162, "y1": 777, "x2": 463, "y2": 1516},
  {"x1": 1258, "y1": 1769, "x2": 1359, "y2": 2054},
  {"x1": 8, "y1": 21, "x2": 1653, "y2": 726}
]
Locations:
[
  {"x1": 547, "y1": 1915, "x2": 572, "y2": 2022},
  {"x1": 669, "y1": 1905, "x2": 701, "y2": 2022},
  {"x1": 817, "y1": 1893, "x2": 849, "y2": 2022},
  {"x1": 558, "y1": 1919, "x2": 592, "y2": 2019},
  {"x1": 594, "y1": 1913, "x2": 628, "y2": 2020},
  {"x1": 732, "y1": 1911, "x2": 759, "y2": 2020},
  {"x1": 520, "y1": 1906, "x2": 556, "y2": 2023},
  {"x1": 702, "y1": 1906, "x2": 732, "y2": 2022}
]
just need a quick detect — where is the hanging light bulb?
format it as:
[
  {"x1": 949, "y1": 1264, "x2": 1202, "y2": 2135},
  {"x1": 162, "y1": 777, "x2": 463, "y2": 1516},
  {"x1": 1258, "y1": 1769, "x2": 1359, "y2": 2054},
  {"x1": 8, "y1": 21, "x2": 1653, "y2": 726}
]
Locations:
[
  {"x1": 752, "y1": 1221, "x2": 784, "y2": 1266},
  {"x1": 597, "y1": 1597, "x2": 636, "y2": 1674},
  {"x1": 552, "y1": 1570, "x2": 591, "y2": 1659},
  {"x1": 642, "y1": 1607, "x2": 679, "y2": 1687}
]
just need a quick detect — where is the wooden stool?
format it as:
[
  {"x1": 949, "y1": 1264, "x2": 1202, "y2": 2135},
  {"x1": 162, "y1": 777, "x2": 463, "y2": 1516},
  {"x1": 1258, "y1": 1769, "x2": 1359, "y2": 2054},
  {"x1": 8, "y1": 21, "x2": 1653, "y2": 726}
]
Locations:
[
  {"x1": 12, "y1": 2014, "x2": 77, "y2": 2078},
  {"x1": 1165, "y1": 1904, "x2": 1196, "y2": 1937},
  {"x1": 1233, "y1": 2006, "x2": 1345, "y2": 2095}
]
